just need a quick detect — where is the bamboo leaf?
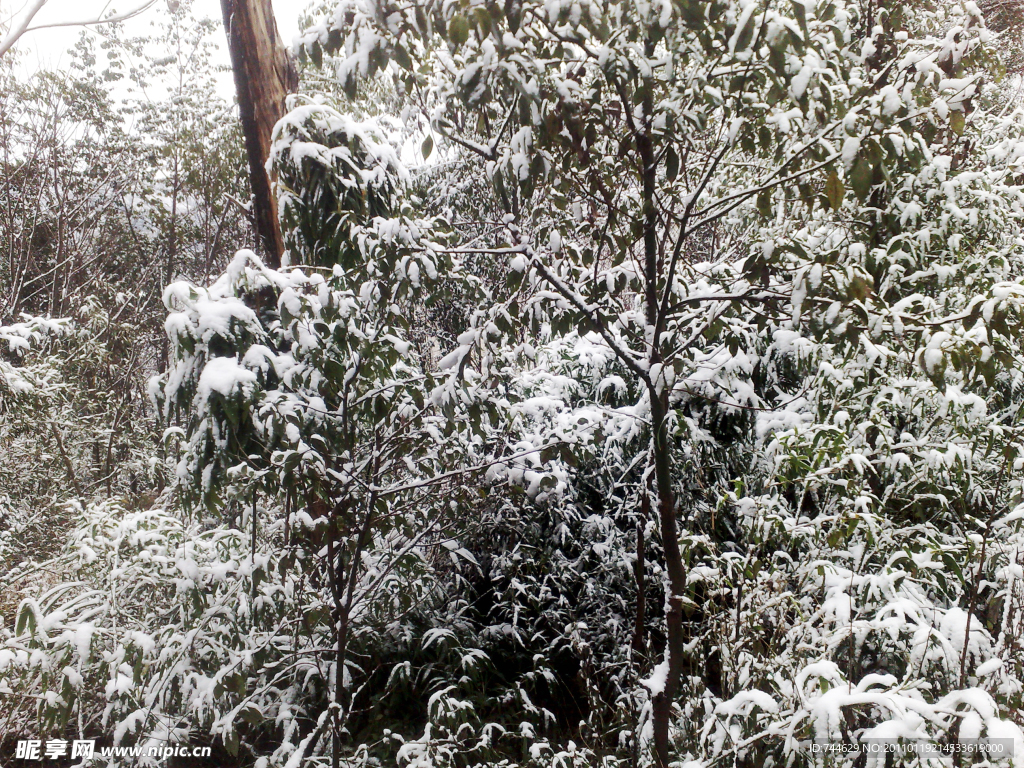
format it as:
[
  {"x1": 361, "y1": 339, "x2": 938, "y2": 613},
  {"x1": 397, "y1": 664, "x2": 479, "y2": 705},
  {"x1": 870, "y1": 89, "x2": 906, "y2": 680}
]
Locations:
[{"x1": 825, "y1": 170, "x2": 844, "y2": 211}]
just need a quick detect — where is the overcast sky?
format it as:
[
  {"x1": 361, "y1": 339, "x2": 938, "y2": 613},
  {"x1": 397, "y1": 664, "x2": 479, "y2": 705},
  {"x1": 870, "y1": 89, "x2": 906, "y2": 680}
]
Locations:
[{"x1": 7, "y1": 0, "x2": 305, "y2": 77}]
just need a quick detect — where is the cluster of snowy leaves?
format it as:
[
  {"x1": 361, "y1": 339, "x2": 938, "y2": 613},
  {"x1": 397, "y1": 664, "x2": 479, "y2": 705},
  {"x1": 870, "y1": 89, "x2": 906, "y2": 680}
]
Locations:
[
  {"x1": 0, "y1": 315, "x2": 68, "y2": 410},
  {"x1": 0, "y1": 498, "x2": 370, "y2": 766},
  {"x1": 0, "y1": 493, "x2": 530, "y2": 766},
  {"x1": 0, "y1": 307, "x2": 161, "y2": 584},
  {"x1": 682, "y1": 496, "x2": 1024, "y2": 765}
]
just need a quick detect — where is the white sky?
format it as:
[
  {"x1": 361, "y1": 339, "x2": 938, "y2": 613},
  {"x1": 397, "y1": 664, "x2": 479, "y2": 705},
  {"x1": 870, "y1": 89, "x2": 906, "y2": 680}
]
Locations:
[
  {"x1": 4, "y1": 0, "x2": 427, "y2": 165},
  {"x1": 5, "y1": 0, "x2": 306, "y2": 80}
]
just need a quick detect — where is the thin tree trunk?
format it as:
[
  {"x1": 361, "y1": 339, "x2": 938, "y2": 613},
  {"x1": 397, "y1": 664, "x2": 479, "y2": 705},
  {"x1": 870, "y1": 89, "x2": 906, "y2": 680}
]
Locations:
[
  {"x1": 648, "y1": 392, "x2": 687, "y2": 768},
  {"x1": 219, "y1": 0, "x2": 296, "y2": 267},
  {"x1": 636, "y1": 39, "x2": 687, "y2": 765}
]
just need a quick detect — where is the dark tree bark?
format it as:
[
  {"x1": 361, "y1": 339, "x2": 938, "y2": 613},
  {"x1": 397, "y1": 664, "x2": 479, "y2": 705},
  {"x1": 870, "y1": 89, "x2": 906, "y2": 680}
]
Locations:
[
  {"x1": 220, "y1": 0, "x2": 297, "y2": 267},
  {"x1": 635, "y1": 42, "x2": 688, "y2": 766}
]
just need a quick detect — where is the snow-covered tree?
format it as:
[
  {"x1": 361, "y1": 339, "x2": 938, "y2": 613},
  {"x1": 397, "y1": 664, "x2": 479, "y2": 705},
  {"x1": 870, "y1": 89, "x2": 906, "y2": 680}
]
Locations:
[{"x1": 295, "y1": 0, "x2": 1024, "y2": 763}]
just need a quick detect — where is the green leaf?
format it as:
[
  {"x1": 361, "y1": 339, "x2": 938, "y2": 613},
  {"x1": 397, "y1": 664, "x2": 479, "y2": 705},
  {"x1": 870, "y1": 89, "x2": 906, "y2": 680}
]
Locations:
[
  {"x1": 15, "y1": 601, "x2": 36, "y2": 636},
  {"x1": 665, "y1": 145, "x2": 679, "y2": 181},
  {"x1": 505, "y1": 268, "x2": 524, "y2": 292},
  {"x1": 223, "y1": 729, "x2": 240, "y2": 756},
  {"x1": 449, "y1": 14, "x2": 470, "y2": 46},
  {"x1": 421, "y1": 134, "x2": 434, "y2": 160},
  {"x1": 790, "y1": 0, "x2": 808, "y2": 35},
  {"x1": 733, "y1": 9, "x2": 756, "y2": 52},
  {"x1": 474, "y1": 7, "x2": 493, "y2": 38},
  {"x1": 850, "y1": 156, "x2": 873, "y2": 202},
  {"x1": 414, "y1": 5, "x2": 429, "y2": 34},
  {"x1": 530, "y1": 152, "x2": 545, "y2": 180},
  {"x1": 238, "y1": 706, "x2": 263, "y2": 726},
  {"x1": 950, "y1": 110, "x2": 965, "y2": 136},
  {"x1": 393, "y1": 43, "x2": 413, "y2": 71},
  {"x1": 506, "y1": 0, "x2": 521, "y2": 32},
  {"x1": 769, "y1": 45, "x2": 788, "y2": 78},
  {"x1": 825, "y1": 170, "x2": 844, "y2": 211},
  {"x1": 521, "y1": 170, "x2": 534, "y2": 199},
  {"x1": 343, "y1": 73, "x2": 358, "y2": 99},
  {"x1": 863, "y1": 138, "x2": 883, "y2": 167},
  {"x1": 940, "y1": 550, "x2": 964, "y2": 584},
  {"x1": 847, "y1": 274, "x2": 872, "y2": 301},
  {"x1": 756, "y1": 188, "x2": 772, "y2": 219},
  {"x1": 677, "y1": 0, "x2": 704, "y2": 26},
  {"x1": 559, "y1": 443, "x2": 579, "y2": 467}
]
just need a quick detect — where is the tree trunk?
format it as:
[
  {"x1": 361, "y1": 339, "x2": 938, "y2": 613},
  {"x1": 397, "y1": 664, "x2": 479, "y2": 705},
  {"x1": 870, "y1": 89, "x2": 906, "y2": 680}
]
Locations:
[
  {"x1": 636, "y1": 39, "x2": 687, "y2": 765},
  {"x1": 648, "y1": 392, "x2": 687, "y2": 768},
  {"x1": 220, "y1": 0, "x2": 296, "y2": 267}
]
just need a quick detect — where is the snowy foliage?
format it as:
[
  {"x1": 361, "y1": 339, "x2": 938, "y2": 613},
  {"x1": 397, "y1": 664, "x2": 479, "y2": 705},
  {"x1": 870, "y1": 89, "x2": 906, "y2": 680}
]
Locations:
[{"x1": 8, "y1": 0, "x2": 1024, "y2": 765}]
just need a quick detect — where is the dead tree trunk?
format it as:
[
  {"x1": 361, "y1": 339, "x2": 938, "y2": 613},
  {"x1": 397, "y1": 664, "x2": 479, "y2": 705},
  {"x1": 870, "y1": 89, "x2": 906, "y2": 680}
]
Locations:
[{"x1": 220, "y1": 0, "x2": 296, "y2": 267}]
